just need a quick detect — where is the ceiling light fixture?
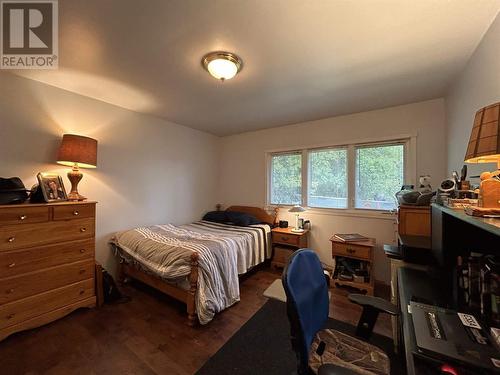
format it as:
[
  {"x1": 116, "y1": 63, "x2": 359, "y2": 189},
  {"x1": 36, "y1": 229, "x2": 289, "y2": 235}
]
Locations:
[{"x1": 202, "y1": 51, "x2": 242, "y2": 81}]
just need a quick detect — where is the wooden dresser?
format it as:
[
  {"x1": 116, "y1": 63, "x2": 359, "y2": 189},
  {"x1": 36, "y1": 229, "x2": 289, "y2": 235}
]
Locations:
[{"x1": 0, "y1": 201, "x2": 96, "y2": 341}]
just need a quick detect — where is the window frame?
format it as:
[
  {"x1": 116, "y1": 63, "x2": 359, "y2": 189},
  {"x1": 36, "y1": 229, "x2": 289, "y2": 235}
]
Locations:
[
  {"x1": 307, "y1": 146, "x2": 349, "y2": 209},
  {"x1": 353, "y1": 141, "x2": 407, "y2": 211},
  {"x1": 268, "y1": 150, "x2": 304, "y2": 206},
  {"x1": 266, "y1": 135, "x2": 416, "y2": 216}
]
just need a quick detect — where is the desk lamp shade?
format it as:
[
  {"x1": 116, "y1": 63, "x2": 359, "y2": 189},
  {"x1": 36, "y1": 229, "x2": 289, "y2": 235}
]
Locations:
[
  {"x1": 464, "y1": 102, "x2": 500, "y2": 168},
  {"x1": 288, "y1": 205, "x2": 306, "y2": 232},
  {"x1": 57, "y1": 134, "x2": 98, "y2": 201}
]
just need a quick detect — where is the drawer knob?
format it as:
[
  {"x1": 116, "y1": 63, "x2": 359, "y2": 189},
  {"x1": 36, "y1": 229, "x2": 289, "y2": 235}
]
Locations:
[
  {"x1": 19, "y1": 215, "x2": 27, "y2": 221},
  {"x1": 7, "y1": 237, "x2": 15, "y2": 243},
  {"x1": 346, "y1": 248, "x2": 355, "y2": 254},
  {"x1": 73, "y1": 210, "x2": 79, "y2": 216},
  {"x1": 79, "y1": 269, "x2": 86, "y2": 274},
  {"x1": 79, "y1": 290, "x2": 85, "y2": 295},
  {"x1": 80, "y1": 228, "x2": 87, "y2": 233},
  {"x1": 281, "y1": 236, "x2": 289, "y2": 241},
  {"x1": 7, "y1": 263, "x2": 15, "y2": 268},
  {"x1": 7, "y1": 314, "x2": 15, "y2": 320},
  {"x1": 6, "y1": 288, "x2": 14, "y2": 294},
  {"x1": 79, "y1": 249, "x2": 86, "y2": 253}
]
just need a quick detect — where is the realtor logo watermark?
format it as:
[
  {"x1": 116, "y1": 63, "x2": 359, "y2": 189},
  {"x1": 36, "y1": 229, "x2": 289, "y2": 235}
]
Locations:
[{"x1": 1, "y1": 0, "x2": 58, "y2": 69}]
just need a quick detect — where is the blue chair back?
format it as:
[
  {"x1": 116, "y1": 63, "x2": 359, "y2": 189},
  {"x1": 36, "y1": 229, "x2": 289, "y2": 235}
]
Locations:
[{"x1": 282, "y1": 249, "x2": 329, "y2": 373}]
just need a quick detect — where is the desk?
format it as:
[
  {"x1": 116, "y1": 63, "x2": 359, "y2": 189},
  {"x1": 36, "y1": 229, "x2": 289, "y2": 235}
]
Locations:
[{"x1": 397, "y1": 204, "x2": 500, "y2": 374}]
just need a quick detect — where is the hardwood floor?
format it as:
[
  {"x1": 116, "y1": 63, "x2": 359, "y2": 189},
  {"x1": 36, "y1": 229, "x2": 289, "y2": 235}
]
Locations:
[{"x1": 0, "y1": 267, "x2": 392, "y2": 375}]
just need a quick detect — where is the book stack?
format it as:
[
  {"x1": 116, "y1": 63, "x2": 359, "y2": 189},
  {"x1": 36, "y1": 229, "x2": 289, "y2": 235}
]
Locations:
[{"x1": 332, "y1": 233, "x2": 369, "y2": 243}]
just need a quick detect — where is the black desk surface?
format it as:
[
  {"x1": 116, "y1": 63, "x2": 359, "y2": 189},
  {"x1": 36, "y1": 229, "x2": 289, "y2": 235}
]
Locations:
[{"x1": 431, "y1": 203, "x2": 500, "y2": 236}]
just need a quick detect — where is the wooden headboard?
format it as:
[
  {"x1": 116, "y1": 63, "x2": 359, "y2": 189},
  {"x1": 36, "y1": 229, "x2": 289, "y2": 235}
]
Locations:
[{"x1": 226, "y1": 206, "x2": 276, "y2": 226}]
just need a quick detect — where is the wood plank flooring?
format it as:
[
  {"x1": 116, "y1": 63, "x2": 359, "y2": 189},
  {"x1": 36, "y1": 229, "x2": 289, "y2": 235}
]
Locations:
[{"x1": 0, "y1": 267, "x2": 392, "y2": 375}]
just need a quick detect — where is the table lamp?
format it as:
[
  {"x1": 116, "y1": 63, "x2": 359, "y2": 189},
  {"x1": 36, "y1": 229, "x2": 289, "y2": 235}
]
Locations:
[
  {"x1": 464, "y1": 102, "x2": 500, "y2": 208},
  {"x1": 288, "y1": 205, "x2": 306, "y2": 233},
  {"x1": 56, "y1": 134, "x2": 98, "y2": 201},
  {"x1": 465, "y1": 101, "x2": 500, "y2": 168}
]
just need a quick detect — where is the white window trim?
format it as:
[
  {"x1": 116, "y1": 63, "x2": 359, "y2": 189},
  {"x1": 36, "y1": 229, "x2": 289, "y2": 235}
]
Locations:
[{"x1": 265, "y1": 134, "x2": 417, "y2": 219}]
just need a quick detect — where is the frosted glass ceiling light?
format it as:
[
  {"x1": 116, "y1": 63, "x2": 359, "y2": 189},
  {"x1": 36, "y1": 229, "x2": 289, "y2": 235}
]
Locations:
[{"x1": 202, "y1": 51, "x2": 242, "y2": 81}]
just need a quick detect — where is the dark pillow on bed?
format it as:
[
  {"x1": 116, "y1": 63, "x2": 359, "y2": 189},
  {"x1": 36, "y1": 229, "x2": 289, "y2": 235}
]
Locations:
[
  {"x1": 202, "y1": 211, "x2": 228, "y2": 223},
  {"x1": 226, "y1": 211, "x2": 260, "y2": 226}
]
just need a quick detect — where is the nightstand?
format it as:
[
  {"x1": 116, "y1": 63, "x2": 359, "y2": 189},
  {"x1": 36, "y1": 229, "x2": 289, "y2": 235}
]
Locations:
[
  {"x1": 330, "y1": 236, "x2": 375, "y2": 295},
  {"x1": 271, "y1": 227, "x2": 309, "y2": 269}
]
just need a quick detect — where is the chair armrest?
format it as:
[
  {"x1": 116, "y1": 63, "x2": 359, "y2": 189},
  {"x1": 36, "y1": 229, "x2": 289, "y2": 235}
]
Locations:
[
  {"x1": 348, "y1": 294, "x2": 398, "y2": 316},
  {"x1": 318, "y1": 364, "x2": 359, "y2": 375}
]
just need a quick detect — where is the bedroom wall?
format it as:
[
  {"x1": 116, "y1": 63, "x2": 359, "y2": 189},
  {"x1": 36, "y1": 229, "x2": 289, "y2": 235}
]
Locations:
[
  {"x1": 217, "y1": 99, "x2": 448, "y2": 283},
  {"x1": 446, "y1": 13, "x2": 500, "y2": 175},
  {"x1": 0, "y1": 72, "x2": 219, "y2": 274}
]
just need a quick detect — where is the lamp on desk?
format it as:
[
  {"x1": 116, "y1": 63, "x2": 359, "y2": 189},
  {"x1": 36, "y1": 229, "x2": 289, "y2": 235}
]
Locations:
[
  {"x1": 288, "y1": 205, "x2": 306, "y2": 233},
  {"x1": 56, "y1": 134, "x2": 98, "y2": 201},
  {"x1": 464, "y1": 102, "x2": 500, "y2": 208},
  {"x1": 465, "y1": 102, "x2": 500, "y2": 169}
]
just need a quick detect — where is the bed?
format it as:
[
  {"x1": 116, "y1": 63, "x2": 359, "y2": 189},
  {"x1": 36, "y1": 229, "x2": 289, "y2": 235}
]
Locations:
[{"x1": 110, "y1": 206, "x2": 276, "y2": 325}]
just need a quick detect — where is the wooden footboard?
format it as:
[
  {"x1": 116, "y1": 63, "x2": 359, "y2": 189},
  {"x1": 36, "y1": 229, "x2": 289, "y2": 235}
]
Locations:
[{"x1": 118, "y1": 252, "x2": 200, "y2": 326}]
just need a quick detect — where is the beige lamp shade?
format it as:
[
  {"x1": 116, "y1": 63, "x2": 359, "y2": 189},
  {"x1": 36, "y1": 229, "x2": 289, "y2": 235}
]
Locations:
[
  {"x1": 57, "y1": 134, "x2": 98, "y2": 169},
  {"x1": 464, "y1": 102, "x2": 500, "y2": 164}
]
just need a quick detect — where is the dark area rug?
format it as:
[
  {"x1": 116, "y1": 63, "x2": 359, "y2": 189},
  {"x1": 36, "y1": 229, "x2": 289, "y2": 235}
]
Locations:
[{"x1": 196, "y1": 299, "x2": 405, "y2": 375}]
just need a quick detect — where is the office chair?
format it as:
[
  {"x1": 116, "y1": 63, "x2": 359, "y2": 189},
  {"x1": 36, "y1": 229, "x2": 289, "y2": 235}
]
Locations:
[{"x1": 282, "y1": 249, "x2": 398, "y2": 375}]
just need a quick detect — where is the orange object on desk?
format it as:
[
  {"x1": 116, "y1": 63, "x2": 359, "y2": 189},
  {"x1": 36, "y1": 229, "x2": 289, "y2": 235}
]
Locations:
[{"x1": 480, "y1": 178, "x2": 500, "y2": 208}]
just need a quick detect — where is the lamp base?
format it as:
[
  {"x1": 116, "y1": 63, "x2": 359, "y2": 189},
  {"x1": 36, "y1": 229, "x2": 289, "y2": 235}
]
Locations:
[
  {"x1": 67, "y1": 166, "x2": 86, "y2": 202},
  {"x1": 291, "y1": 228, "x2": 305, "y2": 233},
  {"x1": 67, "y1": 191, "x2": 87, "y2": 201}
]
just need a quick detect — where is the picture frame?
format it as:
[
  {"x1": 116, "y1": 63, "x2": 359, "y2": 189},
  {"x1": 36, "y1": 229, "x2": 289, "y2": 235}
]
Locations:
[{"x1": 37, "y1": 172, "x2": 68, "y2": 202}]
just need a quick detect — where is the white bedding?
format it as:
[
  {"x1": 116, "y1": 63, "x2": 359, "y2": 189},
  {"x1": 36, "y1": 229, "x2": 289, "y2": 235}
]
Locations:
[{"x1": 111, "y1": 220, "x2": 271, "y2": 324}]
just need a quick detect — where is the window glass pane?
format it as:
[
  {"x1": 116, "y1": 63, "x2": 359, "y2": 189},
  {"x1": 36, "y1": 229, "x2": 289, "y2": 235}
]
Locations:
[
  {"x1": 355, "y1": 144, "x2": 404, "y2": 210},
  {"x1": 270, "y1": 153, "x2": 302, "y2": 205},
  {"x1": 308, "y1": 148, "x2": 347, "y2": 208}
]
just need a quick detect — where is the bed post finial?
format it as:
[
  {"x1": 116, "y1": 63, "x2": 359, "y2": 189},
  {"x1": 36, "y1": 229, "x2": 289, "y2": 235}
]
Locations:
[
  {"x1": 187, "y1": 252, "x2": 199, "y2": 326},
  {"x1": 216, "y1": 203, "x2": 222, "y2": 211}
]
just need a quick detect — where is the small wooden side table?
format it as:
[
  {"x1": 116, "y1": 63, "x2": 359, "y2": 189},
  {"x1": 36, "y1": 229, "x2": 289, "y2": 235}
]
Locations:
[
  {"x1": 271, "y1": 227, "x2": 309, "y2": 269},
  {"x1": 330, "y1": 236, "x2": 375, "y2": 295}
]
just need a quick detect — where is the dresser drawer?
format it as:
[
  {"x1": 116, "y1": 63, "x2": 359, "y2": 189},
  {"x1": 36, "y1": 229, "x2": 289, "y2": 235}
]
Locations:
[
  {"x1": 332, "y1": 242, "x2": 371, "y2": 260},
  {"x1": 0, "y1": 279, "x2": 94, "y2": 329},
  {"x1": 0, "y1": 218, "x2": 94, "y2": 252},
  {"x1": 0, "y1": 260, "x2": 94, "y2": 304},
  {"x1": 0, "y1": 239, "x2": 94, "y2": 278},
  {"x1": 53, "y1": 204, "x2": 95, "y2": 221},
  {"x1": 272, "y1": 232, "x2": 300, "y2": 246},
  {"x1": 0, "y1": 206, "x2": 49, "y2": 225}
]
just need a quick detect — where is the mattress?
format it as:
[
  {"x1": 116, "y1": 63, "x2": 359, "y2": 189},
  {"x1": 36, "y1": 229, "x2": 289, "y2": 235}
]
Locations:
[{"x1": 111, "y1": 220, "x2": 271, "y2": 324}]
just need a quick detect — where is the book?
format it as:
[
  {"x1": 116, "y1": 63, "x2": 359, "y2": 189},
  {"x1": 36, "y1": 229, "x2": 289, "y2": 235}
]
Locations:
[{"x1": 333, "y1": 233, "x2": 369, "y2": 242}]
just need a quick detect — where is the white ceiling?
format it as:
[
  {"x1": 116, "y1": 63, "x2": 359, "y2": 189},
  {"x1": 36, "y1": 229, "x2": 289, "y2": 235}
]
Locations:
[{"x1": 14, "y1": 0, "x2": 500, "y2": 136}]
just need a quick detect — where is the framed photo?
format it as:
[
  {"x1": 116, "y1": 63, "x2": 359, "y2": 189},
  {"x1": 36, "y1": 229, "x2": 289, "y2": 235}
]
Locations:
[{"x1": 37, "y1": 173, "x2": 68, "y2": 202}]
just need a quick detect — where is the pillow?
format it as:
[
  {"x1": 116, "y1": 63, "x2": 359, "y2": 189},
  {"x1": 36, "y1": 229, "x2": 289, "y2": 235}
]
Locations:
[
  {"x1": 202, "y1": 211, "x2": 228, "y2": 223},
  {"x1": 226, "y1": 211, "x2": 260, "y2": 226}
]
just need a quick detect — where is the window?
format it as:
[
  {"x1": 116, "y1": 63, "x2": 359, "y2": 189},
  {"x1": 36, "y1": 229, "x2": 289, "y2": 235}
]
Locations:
[
  {"x1": 269, "y1": 152, "x2": 302, "y2": 205},
  {"x1": 308, "y1": 148, "x2": 347, "y2": 208},
  {"x1": 267, "y1": 138, "x2": 410, "y2": 211},
  {"x1": 355, "y1": 143, "x2": 404, "y2": 210}
]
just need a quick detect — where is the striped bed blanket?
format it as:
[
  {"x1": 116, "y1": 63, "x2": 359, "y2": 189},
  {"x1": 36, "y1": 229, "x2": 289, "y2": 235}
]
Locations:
[{"x1": 111, "y1": 220, "x2": 271, "y2": 324}]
